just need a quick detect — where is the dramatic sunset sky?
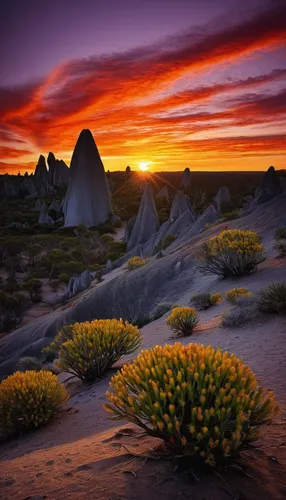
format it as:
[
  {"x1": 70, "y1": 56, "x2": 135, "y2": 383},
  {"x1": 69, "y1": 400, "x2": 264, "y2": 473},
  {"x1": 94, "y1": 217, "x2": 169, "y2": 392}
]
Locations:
[{"x1": 0, "y1": 0, "x2": 285, "y2": 174}]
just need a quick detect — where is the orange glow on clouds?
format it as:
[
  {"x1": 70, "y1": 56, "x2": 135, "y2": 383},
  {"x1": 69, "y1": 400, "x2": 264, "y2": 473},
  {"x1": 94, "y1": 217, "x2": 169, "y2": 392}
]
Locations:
[{"x1": 0, "y1": 4, "x2": 286, "y2": 174}]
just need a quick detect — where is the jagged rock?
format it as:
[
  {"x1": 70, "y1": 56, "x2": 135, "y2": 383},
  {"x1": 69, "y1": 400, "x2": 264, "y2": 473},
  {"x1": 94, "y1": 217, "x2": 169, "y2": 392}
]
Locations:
[
  {"x1": 34, "y1": 155, "x2": 49, "y2": 185},
  {"x1": 156, "y1": 185, "x2": 169, "y2": 200},
  {"x1": 213, "y1": 186, "x2": 231, "y2": 212},
  {"x1": 21, "y1": 176, "x2": 37, "y2": 196},
  {"x1": 105, "y1": 259, "x2": 113, "y2": 272},
  {"x1": 64, "y1": 129, "x2": 112, "y2": 227},
  {"x1": 256, "y1": 166, "x2": 282, "y2": 204},
  {"x1": 111, "y1": 214, "x2": 121, "y2": 226},
  {"x1": 165, "y1": 209, "x2": 194, "y2": 239},
  {"x1": 66, "y1": 269, "x2": 91, "y2": 297},
  {"x1": 171, "y1": 205, "x2": 219, "y2": 249},
  {"x1": 127, "y1": 184, "x2": 159, "y2": 251},
  {"x1": 173, "y1": 261, "x2": 182, "y2": 275},
  {"x1": 49, "y1": 199, "x2": 62, "y2": 212},
  {"x1": 3, "y1": 179, "x2": 19, "y2": 197},
  {"x1": 181, "y1": 168, "x2": 191, "y2": 191},
  {"x1": 107, "y1": 175, "x2": 114, "y2": 193},
  {"x1": 125, "y1": 216, "x2": 137, "y2": 242},
  {"x1": 48, "y1": 153, "x2": 69, "y2": 187},
  {"x1": 125, "y1": 166, "x2": 131, "y2": 181},
  {"x1": 169, "y1": 191, "x2": 191, "y2": 221},
  {"x1": 38, "y1": 203, "x2": 54, "y2": 225}
]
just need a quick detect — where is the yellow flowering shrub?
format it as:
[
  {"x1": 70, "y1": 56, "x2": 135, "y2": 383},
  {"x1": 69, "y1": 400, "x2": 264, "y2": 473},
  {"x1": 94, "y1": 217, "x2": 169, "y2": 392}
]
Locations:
[
  {"x1": 105, "y1": 343, "x2": 280, "y2": 467},
  {"x1": 57, "y1": 319, "x2": 142, "y2": 381},
  {"x1": 226, "y1": 288, "x2": 252, "y2": 304},
  {"x1": 0, "y1": 370, "x2": 69, "y2": 437},
  {"x1": 200, "y1": 229, "x2": 266, "y2": 277},
  {"x1": 127, "y1": 256, "x2": 149, "y2": 270},
  {"x1": 166, "y1": 307, "x2": 199, "y2": 336}
]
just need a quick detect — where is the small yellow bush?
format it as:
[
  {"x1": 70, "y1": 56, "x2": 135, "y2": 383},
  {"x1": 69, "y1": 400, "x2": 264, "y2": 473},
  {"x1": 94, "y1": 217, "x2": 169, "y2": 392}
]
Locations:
[
  {"x1": 200, "y1": 229, "x2": 266, "y2": 277},
  {"x1": 127, "y1": 256, "x2": 149, "y2": 270},
  {"x1": 210, "y1": 292, "x2": 223, "y2": 305},
  {"x1": 166, "y1": 307, "x2": 199, "y2": 336},
  {"x1": 105, "y1": 343, "x2": 279, "y2": 467},
  {"x1": 57, "y1": 319, "x2": 142, "y2": 381},
  {"x1": 0, "y1": 370, "x2": 69, "y2": 436},
  {"x1": 226, "y1": 288, "x2": 252, "y2": 304}
]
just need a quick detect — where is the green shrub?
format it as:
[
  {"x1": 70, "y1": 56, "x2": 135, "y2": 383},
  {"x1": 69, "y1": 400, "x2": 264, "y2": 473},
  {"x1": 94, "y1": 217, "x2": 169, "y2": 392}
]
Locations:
[
  {"x1": 221, "y1": 306, "x2": 256, "y2": 328},
  {"x1": 200, "y1": 229, "x2": 266, "y2": 278},
  {"x1": 221, "y1": 210, "x2": 241, "y2": 221},
  {"x1": 166, "y1": 307, "x2": 199, "y2": 336},
  {"x1": 23, "y1": 279, "x2": 43, "y2": 302},
  {"x1": 258, "y1": 282, "x2": 286, "y2": 315},
  {"x1": 127, "y1": 256, "x2": 149, "y2": 270},
  {"x1": 57, "y1": 319, "x2": 142, "y2": 381},
  {"x1": 0, "y1": 370, "x2": 69, "y2": 436},
  {"x1": 105, "y1": 343, "x2": 279, "y2": 467},
  {"x1": 58, "y1": 273, "x2": 70, "y2": 283},
  {"x1": 274, "y1": 227, "x2": 286, "y2": 240},
  {"x1": 150, "y1": 303, "x2": 173, "y2": 321},
  {"x1": 17, "y1": 356, "x2": 42, "y2": 372},
  {"x1": 41, "y1": 347, "x2": 58, "y2": 363},
  {"x1": 226, "y1": 288, "x2": 252, "y2": 304},
  {"x1": 274, "y1": 240, "x2": 286, "y2": 258},
  {"x1": 191, "y1": 292, "x2": 222, "y2": 310}
]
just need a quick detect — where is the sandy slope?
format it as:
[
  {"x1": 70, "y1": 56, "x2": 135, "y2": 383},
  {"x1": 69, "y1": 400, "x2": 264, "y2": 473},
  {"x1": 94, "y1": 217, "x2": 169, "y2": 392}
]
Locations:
[
  {"x1": 1, "y1": 195, "x2": 286, "y2": 498},
  {"x1": 1, "y1": 257, "x2": 286, "y2": 499}
]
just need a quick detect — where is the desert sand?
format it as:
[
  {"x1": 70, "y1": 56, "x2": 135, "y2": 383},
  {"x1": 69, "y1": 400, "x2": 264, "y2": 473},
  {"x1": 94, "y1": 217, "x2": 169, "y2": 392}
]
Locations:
[{"x1": 1, "y1": 253, "x2": 286, "y2": 499}]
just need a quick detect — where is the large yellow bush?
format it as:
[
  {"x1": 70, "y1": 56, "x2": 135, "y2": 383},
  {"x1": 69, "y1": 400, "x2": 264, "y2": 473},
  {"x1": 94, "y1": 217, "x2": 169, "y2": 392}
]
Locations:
[
  {"x1": 166, "y1": 307, "x2": 199, "y2": 336},
  {"x1": 200, "y1": 229, "x2": 266, "y2": 277},
  {"x1": 0, "y1": 370, "x2": 69, "y2": 436},
  {"x1": 105, "y1": 343, "x2": 279, "y2": 467},
  {"x1": 57, "y1": 319, "x2": 142, "y2": 381}
]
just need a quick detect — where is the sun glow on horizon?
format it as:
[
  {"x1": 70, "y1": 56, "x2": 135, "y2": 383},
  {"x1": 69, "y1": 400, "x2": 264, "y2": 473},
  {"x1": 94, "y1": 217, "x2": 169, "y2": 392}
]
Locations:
[{"x1": 138, "y1": 161, "x2": 151, "y2": 171}]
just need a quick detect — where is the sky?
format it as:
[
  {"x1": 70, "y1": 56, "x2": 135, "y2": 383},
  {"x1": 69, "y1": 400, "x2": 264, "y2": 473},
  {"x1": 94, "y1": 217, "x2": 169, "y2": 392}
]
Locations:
[{"x1": 0, "y1": 0, "x2": 285, "y2": 174}]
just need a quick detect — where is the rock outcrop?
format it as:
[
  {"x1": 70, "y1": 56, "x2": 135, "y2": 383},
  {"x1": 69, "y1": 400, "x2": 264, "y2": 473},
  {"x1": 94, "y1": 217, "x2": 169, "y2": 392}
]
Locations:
[
  {"x1": 48, "y1": 152, "x2": 69, "y2": 187},
  {"x1": 127, "y1": 183, "x2": 159, "y2": 250},
  {"x1": 181, "y1": 168, "x2": 191, "y2": 191},
  {"x1": 213, "y1": 186, "x2": 231, "y2": 212},
  {"x1": 64, "y1": 129, "x2": 112, "y2": 227},
  {"x1": 169, "y1": 191, "x2": 191, "y2": 221},
  {"x1": 66, "y1": 269, "x2": 91, "y2": 297},
  {"x1": 125, "y1": 166, "x2": 131, "y2": 181},
  {"x1": 38, "y1": 203, "x2": 54, "y2": 225},
  {"x1": 156, "y1": 185, "x2": 169, "y2": 200},
  {"x1": 256, "y1": 166, "x2": 282, "y2": 204},
  {"x1": 34, "y1": 155, "x2": 49, "y2": 186}
]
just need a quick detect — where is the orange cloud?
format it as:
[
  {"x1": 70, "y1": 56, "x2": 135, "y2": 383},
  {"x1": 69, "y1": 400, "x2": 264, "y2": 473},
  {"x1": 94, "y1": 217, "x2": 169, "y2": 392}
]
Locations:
[{"x1": 0, "y1": 3, "x2": 286, "y2": 172}]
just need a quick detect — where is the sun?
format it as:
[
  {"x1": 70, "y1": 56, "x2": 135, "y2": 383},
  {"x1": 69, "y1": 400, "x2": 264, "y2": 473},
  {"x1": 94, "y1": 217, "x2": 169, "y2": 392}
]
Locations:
[{"x1": 138, "y1": 161, "x2": 151, "y2": 172}]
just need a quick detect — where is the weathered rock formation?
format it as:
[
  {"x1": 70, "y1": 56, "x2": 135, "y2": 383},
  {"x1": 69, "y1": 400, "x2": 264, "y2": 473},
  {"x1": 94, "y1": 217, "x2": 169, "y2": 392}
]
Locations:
[
  {"x1": 38, "y1": 203, "x2": 54, "y2": 225},
  {"x1": 256, "y1": 166, "x2": 282, "y2": 204},
  {"x1": 169, "y1": 191, "x2": 191, "y2": 221},
  {"x1": 156, "y1": 185, "x2": 169, "y2": 200},
  {"x1": 48, "y1": 152, "x2": 69, "y2": 187},
  {"x1": 181, "y1": 168, "x2": 191, "y2": 191},
  {"x1": 213, "y1": 186, "x2": 231, "y2": 212},
  {"x1": 64, "y1": 129, "x2": 112, "y2": 227},
  {"x1": 34, "y1": 155, "x2": 49, "y2": 185},
  {"x1": 66, "y1": 269, "x2": 91, "y2": 297},
  {"x1": 127, "y1": 183, "x2": 159, "y2": 250},
  {"x1": 125, "y1": 166, "x2": 132, "y2": 181}
]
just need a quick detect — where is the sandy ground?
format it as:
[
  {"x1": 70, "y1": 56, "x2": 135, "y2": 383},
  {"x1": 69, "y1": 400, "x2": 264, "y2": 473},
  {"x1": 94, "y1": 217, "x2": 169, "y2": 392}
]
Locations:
[
  {"x1": 1, "y1": 302, "x2": 286, "y2": 498},
  {"x1": 1, "y1": 251, "x2": 286, "y2": 499}
]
